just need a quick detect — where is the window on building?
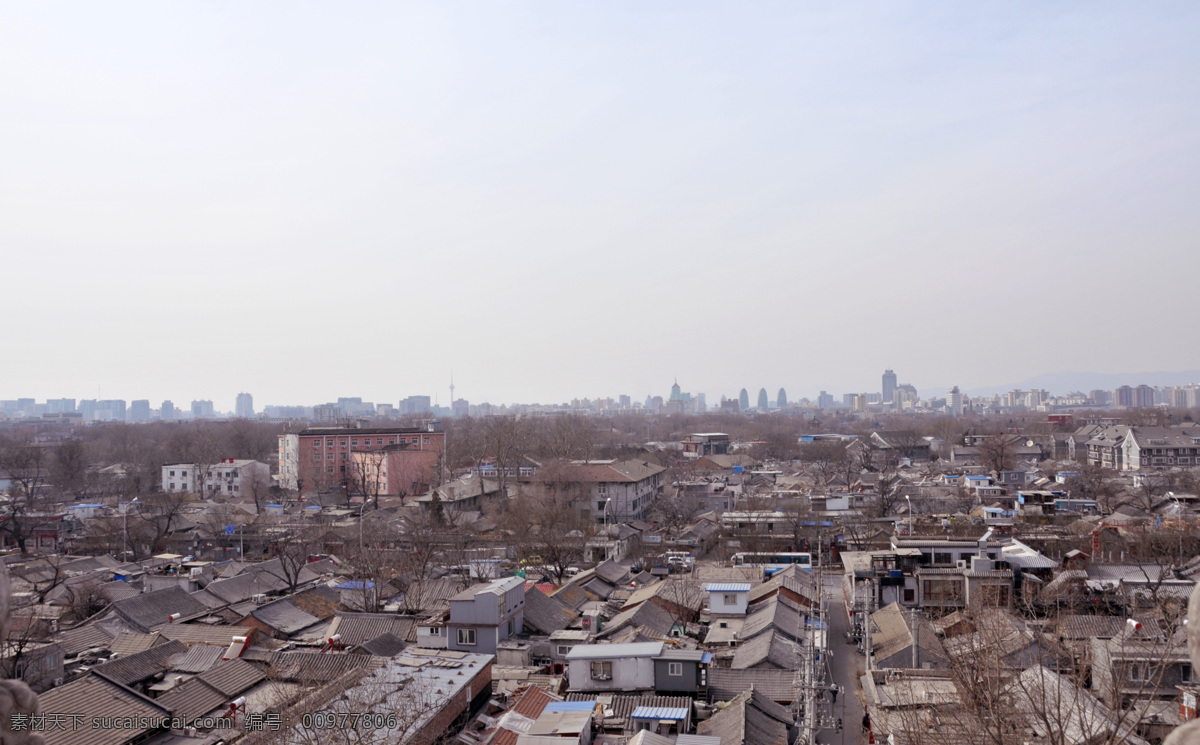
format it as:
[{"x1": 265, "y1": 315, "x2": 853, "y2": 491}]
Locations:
[
  {"x1": 340, "y1": 439, "x2": 347, "y2": 447},
  {"x1": 169, "y1": 483, "x2": 175, "y2": 491},
  {"x1": 668, "y1": 662, "x2": 683, "y2": 677},
  {"x1": 313, "y1": 440, "x2": 320, "y2": 448},
  {"x1": 557, "y1": 645, "x2": 572, "y2": 656},
  {"x1": 723, "y1": 594, "x2": 738, "y2": 605},
  {"x1": 903, "y1": 588, "x2": 915, "y2": 603},
  {"x1": 389, "y1": 439, "x2": 396, "y2": 445},
  {"x1": 169, "y1": 470, "x2": 175, "y2": 477},
  {"x1": 429, "y1": 627, "x2": 441, "y2": 636},
  {"x1": 327, "y1": 467, "x2": 334, "y2": 474},
  {"x1": 327, "y1": 453, "x2": 334, "y2": 460},
  {"x1": 424, "y1": 437, "x2": 431, "y2": 444},
  {"x1": 326, "y1": 439, "x2": 334, "y2": 446},
  {"x1": 457, "y1": 628, "x2": 476, "y2": 646},
  {"x1": 1129, "y1": 662, "x2": 1149, "y2": 682},
  {"x1": 352, "y1": 439, "x2": 358, "y2": 446},
  {"x1": 375, "y1": 438, "x2": 383, "y2": 445},
  {"x1": 590, "y1": 661, "x2": 612, "y2": 680},
  {"x1": 1184, "y1": 663, "x2": 1194, "y2": 684}
]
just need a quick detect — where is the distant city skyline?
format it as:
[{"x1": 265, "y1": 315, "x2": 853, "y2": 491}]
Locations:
[{"x1": 5, "y1": 367, "x2": 1200, "y2": 415}]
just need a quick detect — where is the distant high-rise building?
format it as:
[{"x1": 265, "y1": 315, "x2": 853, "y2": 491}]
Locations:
[
  {"x1": 78, "y1": 400, "x2": 96, "y2": 420},
  {"x1": 777, "y1": 388, "x2": 788, "y2": 408},
  {"x1": 1134, "y1": 385, "x2": 1155, "y2": 408},
  {"x1": 400, "y1": 396, "x2": 433, "y2": 415},
  {"x1": 1089, "y1": 389, "x2": 1111, "y2": 406},
  {"x1": 129, "y1": 400, "x2": 151, "y2": 422},
  {"x1": 818, "y1": 391, "x2": 834, "y2": 410},
  {"x1": 619, "y1": 395, "x2": 631, "y2": 409},
  {"x1": 695, "y1": 393, "x2": 706, "y2": 413},
  {"x1": 843, "y1": 393, "x2": 856, "y2": 407},
  {"x1": 161, "y1": 400, "x2": 176, "y2": 421},
  {"x1": 96, "y1": 400, "x2": 127, "y2": 422},
  {"x1": 451, "y1": 399, "x2": 470, "y2": 418},
  {"x1": 757, "y1": 388, "x2": 769, "y2": 410},
  {"x1": 882, "y1": 369, "x2": 897, "y2": 405},
  {"x1": 236, "y1": 392, "x2": 254, "y2": 418},
  {"x1": 739, "y1": 389, "x2": 750, "y2": 410},
  {"x1": 191, "y1": 400, "x2": 215, "y2": 419},
  {"x1": 947, "y1": 386, "x2": 964, "y2": 417},
  {"x1": 47, "y1": 398, "x2": 76, "y2": 414},
  {"x1": 1113, "y1": 386, "x2": 1134, "y2": 408}
]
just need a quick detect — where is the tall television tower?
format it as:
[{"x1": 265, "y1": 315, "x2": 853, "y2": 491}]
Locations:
[{"x1": 450, "y1": 374, "x2": 455, "y2": 405}]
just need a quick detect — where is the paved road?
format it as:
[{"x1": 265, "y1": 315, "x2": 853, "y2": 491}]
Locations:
[{"x1": 816, "y1": 573, "x2": 868, "y2": 745}]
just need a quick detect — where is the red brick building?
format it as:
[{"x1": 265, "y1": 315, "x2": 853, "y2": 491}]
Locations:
[{"x1": 279, "y1": 422, "x2": 444, "y2": 495}]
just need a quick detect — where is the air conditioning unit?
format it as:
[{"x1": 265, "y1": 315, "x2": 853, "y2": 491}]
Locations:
[
  {"x1": 252, "y1": 594, "x2": 268, "y2": 605},
  {"x1": 956, "y1": 560, "x2": 969, "y2": 570},
  {"x1": 52, "y1": 677, "x2": 63, "y2": 686}
]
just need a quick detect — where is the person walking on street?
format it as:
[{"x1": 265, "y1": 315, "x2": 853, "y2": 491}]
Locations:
[{"x1": 862, "y1": 714, "x2": 870, "y2": 734}]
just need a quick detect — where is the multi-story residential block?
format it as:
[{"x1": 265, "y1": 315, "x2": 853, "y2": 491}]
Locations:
[
  {"x1": 161, "y1": 459, "x2": 271, "y2": 496},
  {"x1": 446, "y1": 576, "x2": 525, "y2": 655},
  {"x1": 533, "y1": 458, "x2": 666, "y2": 523},
  {"x1": 1084, "y1": 425, "x2": 1200, "y2": 470},
  {"x1": 278, "y1": 422, "x2": 445, "y2": 494},
  {"x1": 191, "y1": 400, "x2": 215, "y2": 419}
]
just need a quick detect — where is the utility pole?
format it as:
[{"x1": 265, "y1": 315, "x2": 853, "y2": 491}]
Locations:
[{"x1": 796, "y1": 535, "x2": 836, "y2": 745}]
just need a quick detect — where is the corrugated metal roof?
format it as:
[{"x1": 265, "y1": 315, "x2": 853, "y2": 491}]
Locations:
[
  {"x1": 564, "y1": 642, "x2": 663, "y2": 660},
  {"x1": 632, "y1": 707, "x2": 688, "y2": 720},
  {"x1": 706, "y1": 583, "x2": 751, "y2": 593}
]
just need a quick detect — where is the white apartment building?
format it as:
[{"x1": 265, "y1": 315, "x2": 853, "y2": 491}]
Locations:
[{"x1": 161, "y1": 459, "x2": 271, "y2": 496}]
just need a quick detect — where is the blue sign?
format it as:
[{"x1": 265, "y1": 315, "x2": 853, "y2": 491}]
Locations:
[{"x1": 225, "y1": 525, "x2": 236, "y2": 535}]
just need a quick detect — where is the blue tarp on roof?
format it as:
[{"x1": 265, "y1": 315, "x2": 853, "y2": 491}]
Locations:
[{"x1": 545, "y1": 702, "x2": 598, "y2": 713}]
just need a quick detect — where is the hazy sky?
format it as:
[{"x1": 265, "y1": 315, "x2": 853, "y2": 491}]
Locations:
[{"x1": 3, "y1": 2, "x2": 1199, "y2": 411}]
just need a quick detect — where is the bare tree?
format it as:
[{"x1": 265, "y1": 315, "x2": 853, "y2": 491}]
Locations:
[
  {"x1": 0, "y1": 436, "x2": 52, "y2": 554},
  {"x1": 980, "y1": 434, "x2": 1016, "y2": 474},
  {"x1": 799, "y1": 440, "x2": 848, "y2": 491}
]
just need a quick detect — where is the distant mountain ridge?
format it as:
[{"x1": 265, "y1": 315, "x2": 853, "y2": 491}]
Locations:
[{"x1": 919, "y1": 370, "x2": 1200, "y2": 399}]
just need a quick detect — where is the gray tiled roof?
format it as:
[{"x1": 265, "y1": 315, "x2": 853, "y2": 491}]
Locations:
[
  {"x1": 111, "y1": 586, "x2": 210, "y2": 632},
  {"x1": 708, "y1": 668, "x2": 796, "y2": 704},
  {"x1": 56, "y1": 624, "x2": 115, "y2": 656},
  {"x1": 523, "y1": 586, "x2": 574, "y2": 635},
  {"x1": 730, "y1": 629, "x2": 800, "y2": 670},
  {"x1": 328, "y1": 612, "x2": 418, "y2": 645},
  {"x1": 41, "y1": 673, "x2": 172, "y2": 745},
  {"x1": 159, "y1": 623, "x2": 253, "y2": 646},
  {"x1": 172, "y1": 644, "x2": 225, "y2": 673},
  {"x1": 156, "y1": 658, "x2": 266, "y2": 721},
  {"x1": 250, "y1": 598, "x2": 320, "y2": 635},
  {"x1": 353, "y1": 632, "x2": 406, "y2": 657},
  {"x1": 94, "y1": 639, "x2": 187, "y2": 685},
  {"x1": 697, "y1": 689, "x2": 792, "y2": 745},
  {"x1": 266, "y1": 650, "x2": 383, "y2": 682}
]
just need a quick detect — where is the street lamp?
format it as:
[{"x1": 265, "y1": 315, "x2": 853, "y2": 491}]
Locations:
[
  {"x1": 905, "y1": 495, "x2": 913, "y2": 536},
  {"x1": 122, "y1": 497, "x2": 138, "y2": 560}
]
